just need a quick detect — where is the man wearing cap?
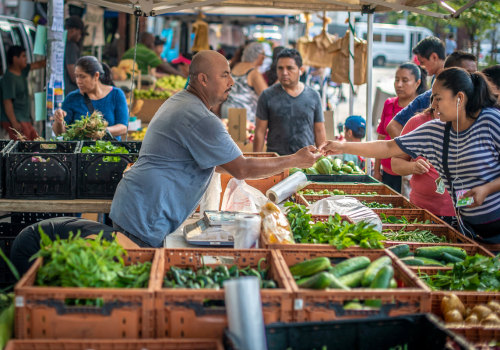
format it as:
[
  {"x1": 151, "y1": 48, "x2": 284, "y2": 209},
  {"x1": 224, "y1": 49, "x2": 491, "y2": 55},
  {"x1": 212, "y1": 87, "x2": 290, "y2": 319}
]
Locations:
[
  {"x1": 122, "y1": 32, "x2": 184, "y2": 77},
  {"x1": 340, "y1": 115, "x2": 367, "y2": 169},
  {"x1": 64, "y1": 15, "x2": 84, "y2": 96}
]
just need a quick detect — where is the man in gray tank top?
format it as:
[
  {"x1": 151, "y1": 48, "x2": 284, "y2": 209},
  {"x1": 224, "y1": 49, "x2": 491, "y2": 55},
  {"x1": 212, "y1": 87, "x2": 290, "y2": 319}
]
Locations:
[{"x1": 254, "y1": 49, "x2": 326, "y2": 155}]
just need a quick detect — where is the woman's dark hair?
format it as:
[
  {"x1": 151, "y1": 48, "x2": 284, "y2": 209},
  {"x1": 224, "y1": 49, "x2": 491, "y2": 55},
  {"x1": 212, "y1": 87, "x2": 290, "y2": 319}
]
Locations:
[
  {"x1": 436, "y1": 67, "x2": 500, "y2": 119},
  {"x1": 266, "y1": 46, "x2": 285, "y2": 85},
  {"x1": 398, "y1": 62, "x2": 428, "y2": 95},
  {"x1": 76, "y1": 56, "x2": 114, "y2": 86},
  {"x1": 276, "y1": 48, "x2": 302, "y2": 68},
  {"x1": 482, "y1": 65, "x2": 500, "y2": 91}
]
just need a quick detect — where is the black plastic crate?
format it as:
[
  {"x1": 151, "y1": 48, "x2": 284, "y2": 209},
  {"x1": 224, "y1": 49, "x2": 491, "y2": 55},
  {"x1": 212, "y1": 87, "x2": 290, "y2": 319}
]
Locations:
[
  {"x1": 225, "y1": 314, "x2": 473, "y2": 350},
  {"x1": 307, "y1": 174, "x2": 380, "y2": 183},
  {"x1": 77, "y1": 141, "x2": 141, "y2": 199},
  {"x1": 0, "y1": 140, "x2": 13, "y2": 197},
  {"x1": 5, "y1": 141, "x2": 80, "y2": 199},
  {"x1": 0, "y1": 222, "x2": 26, "y2": 289},
  {"x1": 10, "y1": 212, "x2": 74, "y2": 226}
]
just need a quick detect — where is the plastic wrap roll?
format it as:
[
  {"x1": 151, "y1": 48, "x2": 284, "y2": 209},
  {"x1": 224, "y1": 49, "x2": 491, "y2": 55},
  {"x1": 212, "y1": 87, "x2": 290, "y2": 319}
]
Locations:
[{"x1": 266, "y1": 171, "x2": 308, "y2": 203}]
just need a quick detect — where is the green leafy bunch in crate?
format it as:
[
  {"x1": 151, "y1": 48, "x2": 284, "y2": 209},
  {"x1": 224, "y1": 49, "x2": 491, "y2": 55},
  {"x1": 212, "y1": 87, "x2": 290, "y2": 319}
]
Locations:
[{"x1": 81, "y1": 140, "x2": 129, "y2": 163}]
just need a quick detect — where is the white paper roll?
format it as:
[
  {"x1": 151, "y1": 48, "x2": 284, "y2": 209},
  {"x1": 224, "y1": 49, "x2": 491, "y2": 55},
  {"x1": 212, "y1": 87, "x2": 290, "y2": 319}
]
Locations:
[
  {"x1": 224, "y1": 277, "x2": 267, "y2": 350},
  {"x1": 266, "y1": 171, "x2": 308, "y2": 204}
]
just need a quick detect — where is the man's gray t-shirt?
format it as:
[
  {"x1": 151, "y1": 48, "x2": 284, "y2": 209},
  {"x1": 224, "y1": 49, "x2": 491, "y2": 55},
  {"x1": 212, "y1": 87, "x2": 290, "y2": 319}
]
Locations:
[
  {"x1": 256, "y1": 84, "x2": 323, "y2": 155},
  {"x1": 109, "y1": 91, "x2": 242, "y2": 247}
]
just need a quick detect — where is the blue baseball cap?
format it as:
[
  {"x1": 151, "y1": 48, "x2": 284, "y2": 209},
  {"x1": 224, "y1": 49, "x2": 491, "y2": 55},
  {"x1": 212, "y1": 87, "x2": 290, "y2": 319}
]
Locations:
[{"x1": 344, "y1": 115, "x2": 366, "y2": 131}]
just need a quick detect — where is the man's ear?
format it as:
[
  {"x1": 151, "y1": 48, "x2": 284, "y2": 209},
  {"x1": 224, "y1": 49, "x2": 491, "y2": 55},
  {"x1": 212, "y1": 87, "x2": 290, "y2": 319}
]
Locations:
[
  {"x1": 430, "y1": 52, "x2": 439, "y2": 62},
  {"x1": 198, "y1": 72, "x2": 208, "y2": 86}
]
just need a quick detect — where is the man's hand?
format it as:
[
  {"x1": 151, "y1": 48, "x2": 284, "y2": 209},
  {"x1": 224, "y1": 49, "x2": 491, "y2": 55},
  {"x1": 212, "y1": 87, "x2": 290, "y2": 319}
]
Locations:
[
  {"x1": 464, "y1": 185, "x2": 490, "y2": 208},
  {"x1": 318, "y1": 141, "x2": 344, "y2": 156},
  {"x1": 412, "y1": 158, "x2": 432, "y2": 175},
  {"x1": 292, "y1": 145, "x2": 322, "y2": 168}
]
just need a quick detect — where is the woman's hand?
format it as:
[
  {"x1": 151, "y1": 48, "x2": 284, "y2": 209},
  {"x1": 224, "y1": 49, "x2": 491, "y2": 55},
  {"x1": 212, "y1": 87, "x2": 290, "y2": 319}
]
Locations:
[
  {"x1": 53, "y1": 109, "x2": 67, "y2": 125},
  {"x1": 318, "y1": 141, "x2": 344, "y2": 156},
  {"x1": 412, "y1": 158, "x2": 432, "y2": 175},
  {"x1": 464, "y1": 185, "x2": 490, "y2": 208}
]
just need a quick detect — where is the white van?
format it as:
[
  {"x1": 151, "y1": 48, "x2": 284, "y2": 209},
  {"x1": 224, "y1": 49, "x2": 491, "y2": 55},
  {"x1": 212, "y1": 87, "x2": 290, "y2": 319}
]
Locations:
[{"x1": 355, "y1": 23, "x2": 433, "y2": 66}]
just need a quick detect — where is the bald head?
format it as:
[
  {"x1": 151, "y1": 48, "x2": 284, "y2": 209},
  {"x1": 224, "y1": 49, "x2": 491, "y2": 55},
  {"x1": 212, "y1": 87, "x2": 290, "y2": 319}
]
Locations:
[{"x1": 189, "y1": 50, "x2": 228, "y2": 80}]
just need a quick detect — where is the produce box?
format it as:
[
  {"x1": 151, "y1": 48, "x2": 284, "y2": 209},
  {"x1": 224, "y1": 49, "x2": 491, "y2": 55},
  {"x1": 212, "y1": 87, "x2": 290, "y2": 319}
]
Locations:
[
  {"x1": 279, "y1": 249, "x2": 431, "y2": 322},
  {"x1": 5, "y1": 338, "x2": 224, "y2": 350},
  {"x1": 382, "y1": 224, "x2": 476, "y2": 244},
  {"x1": 0, "y1": 222, "x2": 26, "y2": 288},
  {"x1": 14, "y1": 249, "x2": 159, "y2": 339},
  {"x1": 154, "y1": 248, "x2": 293, "y2": 338},
  {"x1": 225, "y1": 314, "x2": 472, "y2": 350},
  {"x1": 0, "y1": 139, "x2": 13, "y2": 197},
  {"x1": 297, "y1": 194, "x2": 417, "y2": 209},
  {"x1": 297, "y1": 183, "x2": 400, "y2": 196},
  {"x1": 5, "y1": 141, "x2": 80, "y2": 199},
  {"x1": 77, "y1": 141, "x2": 141, "y2": 199},
  {"x1": 306, "y1": 174, "x2": 380, "y2": 183},
  {"x1": 136, "y1": 98, "x2": 167, "y2": 123},
  {"x1": 374, "y1": 208, "x2": 448, "y2": 224}
]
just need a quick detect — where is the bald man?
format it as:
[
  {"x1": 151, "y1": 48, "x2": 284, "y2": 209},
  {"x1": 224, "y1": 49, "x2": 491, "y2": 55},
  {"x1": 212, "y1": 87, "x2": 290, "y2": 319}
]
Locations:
[
  {"x1": 110, "y1": 51, "x2": 321, "y2": 247},
  {"x1": 122, "y1": 32, "x2": 183, "y2": 76}
]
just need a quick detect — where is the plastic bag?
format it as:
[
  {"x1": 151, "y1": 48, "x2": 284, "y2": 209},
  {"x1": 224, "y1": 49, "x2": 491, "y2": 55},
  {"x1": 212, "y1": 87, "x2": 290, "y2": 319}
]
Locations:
[
  {"x1": 199, "y1": 173, "x2": 222, "y2": 217},
  {"x1": 260, "y1": 202, "x2": 295, "y2": 244},
  {"x1": 221, "y1": 178, "x2": 268, "y2": 213},
  {"x1": 309, "y1": 196, "x2": 382, "y2": 232}
]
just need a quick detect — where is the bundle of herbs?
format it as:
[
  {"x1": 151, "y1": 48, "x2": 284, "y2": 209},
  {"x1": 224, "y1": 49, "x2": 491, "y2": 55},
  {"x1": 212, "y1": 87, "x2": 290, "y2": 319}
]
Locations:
[
  {"x1": 33, "y1": 229, "x2": 151, "y2": 289},
  {"x1": 61, "y1": 111, "x2": 108, "y2": 140},
  {"x1": 284, "y1": 202, "x2": 385, "y2": 249}
]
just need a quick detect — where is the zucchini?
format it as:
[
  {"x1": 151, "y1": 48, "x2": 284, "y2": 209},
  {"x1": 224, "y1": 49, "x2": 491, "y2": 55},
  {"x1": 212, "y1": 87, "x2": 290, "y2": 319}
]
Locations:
[
  {"x1": 415, "y1": 246, "x2": 467, "y2": 260},
  {"x1": 298, "y1": 272, "x2": 347, "y2": 290},
  {"x1": 401, "y1": 256, "x2": 444, "y2": 266},
  {"x1": 370, "y1": 265, "x2": 394, "y2": 289},
  {"x1": 441, "y1": 252, "x2": 465, "y2": 263},
  {"x1": 328, "y1": 274, "x2": 351, "y2": 290},
  {"x1": 387, "y1": 244, "x2": 410, "y2": 258},
  {"x1": 289, "y1": 257, "x2": 331, "y2": 278},
  {"x1": 338, "y1": 269, "x2": 366, "y2": 288},
  {"x1": 362, "y1": 256, "x2": 392, "y2": 287},
  {"x1": 330, "y1": 256, "x2": 371, "y2": 277}
]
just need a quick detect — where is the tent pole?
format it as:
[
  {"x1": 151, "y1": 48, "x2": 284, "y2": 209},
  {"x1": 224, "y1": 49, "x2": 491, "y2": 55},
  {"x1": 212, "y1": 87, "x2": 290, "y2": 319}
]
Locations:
[
  {"x1": 283, "y1": 15, "x2": 289, "y2": 46},
  {"x1": 348, "y1": 12, "x2": 354, "y2": 116},
  {"x1": 365, "y1": 10, "x2": 374, "y2": 175}
]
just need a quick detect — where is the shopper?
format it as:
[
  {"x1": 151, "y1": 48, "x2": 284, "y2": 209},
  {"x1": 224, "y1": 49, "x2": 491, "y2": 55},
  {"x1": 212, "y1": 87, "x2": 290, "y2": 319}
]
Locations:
[
  {"x1": 320, "y1": 68, "x2": 500, "y2": 243},
  {"x1": 0, "y1": 45, "x2": 45, "y2": 140},
  {"x1": 64, "y1": 16, "x2": 84, "y2": 96},
  {"x1": 10, "y1": 217, "x2": 139, "y2": 276},
  {"x1": 336, "y1": 115, "x2": 367, "y2": 169},
  {"x1": 445, "y1": 34, "x2": 457, "y2": 56},
  {"x1": 482, "y1": 64, "x2": 500, "y2": 92},
  {"x1": 253, "y1": 48, "x2": 326, "y2": 155},
  {"x1": 263, "y1": 46, "x2": 285, "y2": 85},
  {"x1": 52, "y1": 56, "x2": 128, "y2": 139},
  {"x1": 373, "y1": 62, "x2": 427, "y2": 192},
  {"x1": 221, "y1": 42, "x2": 269, "y2": 123},
  {"x1": 109, "y1": 50, "x2": 321, "y2": 247}
]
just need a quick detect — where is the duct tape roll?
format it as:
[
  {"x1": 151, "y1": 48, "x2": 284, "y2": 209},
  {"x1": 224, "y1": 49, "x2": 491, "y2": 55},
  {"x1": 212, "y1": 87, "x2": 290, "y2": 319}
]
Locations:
[
  {"x1": 266, "y1": 171, "x2": 308, "y2": 203},
  {"x1": 224, "y1": 277, "x2": 267, "y2": 350}
]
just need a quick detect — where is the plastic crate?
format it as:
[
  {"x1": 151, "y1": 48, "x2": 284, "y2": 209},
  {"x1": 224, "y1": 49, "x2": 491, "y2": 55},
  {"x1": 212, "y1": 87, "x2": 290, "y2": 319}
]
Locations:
[
  {"x1": 279, "y1": 249, "x2": 431, "y2": 322},
  {"x1": 5, "y1": 338, "x2": 224, "y2": 350},
  {"x1": 10, "y1": 212, "x2": 75, "y2": 226},
  {"x1": 0, "y1": 222, "x2": 26, "y2": 288},
  {"x1": 6, "y1": 141, "x2": 80, "y2": 199},
  {"x1": 382, "y1": 224, "x2": 477, "y2": 244},
  {"x1": 297, "y1": 183, "x2": 400, "y2": 196},
  {"x1": 14, "y1": 249, "x2": 159, "y2": 339},
  {"x1": 374, "y1": 208, "x2": 450, "y2": 225},
  {"x1": 225, "y1": 314, "x2": 473, "y2": 350},
  {"x1": 5, "y1": 339, "x2": 223, "y2": 350},
  {"x1": 0, "y1": 140, "x2": 13, "y2": 197},
  {"x1": 297, "y1": 194, "x2": 417, "y2": 208},
  {"x1": 77, "y1": 141, "x2": 141, "y2": 199},
  {"x1": 306, "y1": 174, "x2": 380, "y2": 183},
  {"x1": 154, "y1": 248, "x2": 294, "y2": 338}
]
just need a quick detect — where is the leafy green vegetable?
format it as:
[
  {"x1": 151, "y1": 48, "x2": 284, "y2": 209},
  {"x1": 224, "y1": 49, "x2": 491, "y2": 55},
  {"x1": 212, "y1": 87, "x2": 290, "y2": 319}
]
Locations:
[
  {"x1": 380, "y1": 213, "x2": 431, "y2": 225},
  {"x1": 81, "y1": 140, "x2": 129, "y2": 162},
  {"x1": 361, "y1": 201, "x2": 394, "y2": 209},
  {"x1": 382, "y1": 227, "x2": 448, "y2": 243},
  {"x1": 420, "y1": 254, "x2": 500, "y2": 291},
  {"x1": 62, "y1": 111, "x2": 108, "y2": 140},
  {"x1": 284, "y1": 202, "x2": 385, "y2": 249}
]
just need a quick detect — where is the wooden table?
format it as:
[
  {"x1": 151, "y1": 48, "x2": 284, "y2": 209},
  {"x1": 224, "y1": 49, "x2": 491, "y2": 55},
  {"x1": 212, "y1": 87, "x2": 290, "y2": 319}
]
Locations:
[{"x1": 0, "y1": 199, "x2": 112, "y2": 213}]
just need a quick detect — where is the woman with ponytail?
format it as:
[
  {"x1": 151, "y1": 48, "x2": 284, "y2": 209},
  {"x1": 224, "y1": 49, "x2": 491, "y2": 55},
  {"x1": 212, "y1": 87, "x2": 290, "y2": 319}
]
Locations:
[
  {"x1": 53, "y1": 56, "x2": 129, "y2": 139},
  {"x1": 319, "y1": 67, "x2": 500, "y2": 243}
]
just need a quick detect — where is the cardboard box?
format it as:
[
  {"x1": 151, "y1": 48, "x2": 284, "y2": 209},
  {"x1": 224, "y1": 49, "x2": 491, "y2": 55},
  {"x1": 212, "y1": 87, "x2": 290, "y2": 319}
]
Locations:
[
  {"x1": 136, "y1": 99, "x2": 167, "y2": 123},
  {"x1": 228, "y1": 108, "x2": 247, "y2": 142}
]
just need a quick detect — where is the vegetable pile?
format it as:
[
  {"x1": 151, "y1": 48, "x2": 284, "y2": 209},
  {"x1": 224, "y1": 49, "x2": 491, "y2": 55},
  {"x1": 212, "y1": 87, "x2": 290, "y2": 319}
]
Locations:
[
  {"x1": 361, "y1": 201, "x2": 395, "y2": 209},
  {"x1": 134, "y1": 89, "x2": 172, "y2": 100},
  {"x1": 380, "y1": 213, "x2": 431, "y2": 225},
  {"x1": 163, "y1": 258, "x2": 277, "y2": 289},
  {"x1": 284, "y1": 202, "x2": 385, "y2": 249},
  {"x1": 34, "y1": 230, "x2": 151, "y2": 289},
  {"x1": 156, "y1": 75, "x2": 187, "y2": 90},
  {"x1": 383, "y1": 228, "x2": 448, "y2": 243},
  {"x1": 441, "y1": 293, "x2": 500, "y2": 325},
  {"x1": 420, "y1": 254, "x2": 500, "y2": 291},
  {"x1": 291, "y1": 158, "x2": 364, "y2": 176},
  {"x1": 388, "y1": 244, "x2": 466, "y2": 266},
  {"x1": 298, "y1": 189, "x2": 378, "y2": 196},
  {"x1": 62, "y1": 111, "x2": 108, "y2": 140}
]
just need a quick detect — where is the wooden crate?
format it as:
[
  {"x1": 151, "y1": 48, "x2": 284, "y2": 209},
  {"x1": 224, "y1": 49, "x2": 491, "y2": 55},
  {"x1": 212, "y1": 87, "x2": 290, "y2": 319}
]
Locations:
[{"x1": 297, "y1": 183, "x2": 400, "y2": 196}]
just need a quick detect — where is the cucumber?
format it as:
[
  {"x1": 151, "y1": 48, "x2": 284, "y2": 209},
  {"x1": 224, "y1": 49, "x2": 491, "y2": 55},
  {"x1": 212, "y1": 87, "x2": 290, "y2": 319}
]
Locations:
[
  {"x1": 387, "y1": 244, "x2": 410, "y2": 258},
  {"x1": 441, "y1": 252, "x2": 465, "y2": 263},
  {"x1": 370, "y1": 265, "x2": 394, "y2": 289},
  {"x1": 415, "y1": 246, "x2": 467, "y2": 260},
  {"x1": 390, "y1": 278, "x2": 397, "y2": 289},
  {"x1": 362, "y1": 256, "x2": 392, "y2": 287},
  {"x1": 401, "y1": 256, "x2": 444, "y2": 266},
  {"x1": 290, "y1": 257, "x2": 331, "y2": 278},
  {"x1": 297, "y1": 272, "x2": 349, "y2": 290},
  {"x1": 330, "y1": 256, "x2": 371, "y2": 277},
  {"x1": 328, "y1": 274, "x2": 351, "y2": 290},
  {"x1": 338, "y1": 269, "x2": 366, "y2": 288}
]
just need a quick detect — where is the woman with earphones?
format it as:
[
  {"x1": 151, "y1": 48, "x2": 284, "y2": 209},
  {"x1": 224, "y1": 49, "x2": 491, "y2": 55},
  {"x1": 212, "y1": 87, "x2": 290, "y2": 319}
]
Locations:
[{"x1": 319, "y1": 67, "x2": 500, "y2": 243}]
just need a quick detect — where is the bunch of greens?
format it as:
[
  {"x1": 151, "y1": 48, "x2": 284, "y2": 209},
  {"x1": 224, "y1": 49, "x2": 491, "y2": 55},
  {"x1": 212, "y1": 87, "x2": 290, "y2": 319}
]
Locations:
[
  {"x1": 361, "y1": 201, "x2": 394, "y2": 209},
  {"x1": 383, "y1": 228, "x2": 448, "y2": 243},
  {"x1": 380, "y1": 213, "x2": 431, "y2": 225},
  {"x1": 82, "y1": 140, "x2": 129, "y2": 154},
  {"x1": 62, "y1": 111, "x2": 108, "y2": 140},
  {"x1": 33, "y1": 229, "x2": 151, "y2": 289},
  {"x1": 284, "y1": 202, "x2": 385, "y2": 249},
  {"x1": 420, "y1": 254, "x2": 500, "y2": 291}
]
